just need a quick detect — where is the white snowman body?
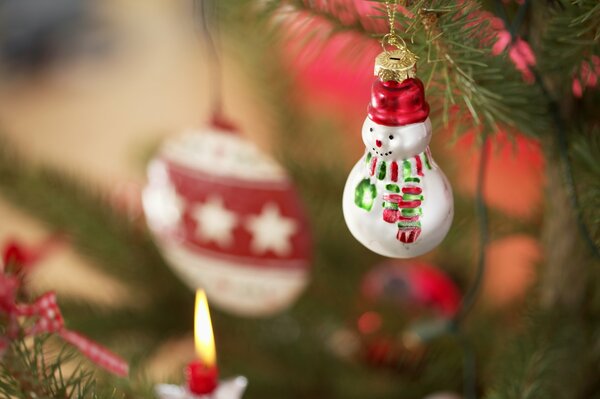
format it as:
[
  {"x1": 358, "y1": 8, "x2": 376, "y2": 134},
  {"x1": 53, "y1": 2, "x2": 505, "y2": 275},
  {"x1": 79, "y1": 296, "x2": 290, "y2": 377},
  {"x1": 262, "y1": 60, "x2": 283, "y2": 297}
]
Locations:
[{"x1": 343, "y1": 116, "x2": 453, "y2": 258}]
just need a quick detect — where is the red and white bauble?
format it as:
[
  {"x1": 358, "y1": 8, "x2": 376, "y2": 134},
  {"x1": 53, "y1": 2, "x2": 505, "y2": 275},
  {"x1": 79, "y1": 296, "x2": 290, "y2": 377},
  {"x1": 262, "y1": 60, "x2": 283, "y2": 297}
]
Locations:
[
  {"x1": 142, "y1": 120, "x2": 312, "y2": 317},
  {"x1": 343, "y1": 67, "x2": 453, "y2": 258}
]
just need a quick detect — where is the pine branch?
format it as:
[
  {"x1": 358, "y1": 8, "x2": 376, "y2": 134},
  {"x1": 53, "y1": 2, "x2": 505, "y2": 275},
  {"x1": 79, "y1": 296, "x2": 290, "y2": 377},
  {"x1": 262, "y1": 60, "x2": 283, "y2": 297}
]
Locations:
[
  {"x1": 254, "y1": 0, "x2": 549, "y2": 138},
  {"x1": 539, "y1": 0, "x2": 600, "y2": 81},
  {"x1": 0, "y1": 335, "x2": 156, "y2": 399},
  {"x1": 402, "y1": 1, "x2": 549, "y2": 137},
  {"x1": 0, "y1": 335, "x2": 106, "y2": 399},
  {"x1": 0, "y1": 136, "x2": 196, "y2": 368},
  {"x1": 570, "y1": 126, "x2": 600, "y2": 248},
  {"x1": 485, "y1": 306, "x2": 595, "y2": 399},
  {"x1": 0, "y1": 137, "x2": 192, "y2": 315}
]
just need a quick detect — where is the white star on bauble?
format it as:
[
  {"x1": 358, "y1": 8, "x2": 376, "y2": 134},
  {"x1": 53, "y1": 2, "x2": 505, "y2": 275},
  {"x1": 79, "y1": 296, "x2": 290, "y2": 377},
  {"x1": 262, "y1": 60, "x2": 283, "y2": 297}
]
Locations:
[
  {"x1": 142, "y1": 182, "x2": 185, "y2": 231},
  {"x1": 246, "y1": 203, "x2": 298, "y2": 256},
  {"x1": 192, "y1": 196, "x2": 238, "y2": 247}
]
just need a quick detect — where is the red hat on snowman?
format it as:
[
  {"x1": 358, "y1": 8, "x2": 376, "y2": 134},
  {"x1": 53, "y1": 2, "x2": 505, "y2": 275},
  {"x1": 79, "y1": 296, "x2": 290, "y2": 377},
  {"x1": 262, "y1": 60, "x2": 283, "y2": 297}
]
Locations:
[{"x1": 368, "y1": 78, "x2": 430, "y2": 127}]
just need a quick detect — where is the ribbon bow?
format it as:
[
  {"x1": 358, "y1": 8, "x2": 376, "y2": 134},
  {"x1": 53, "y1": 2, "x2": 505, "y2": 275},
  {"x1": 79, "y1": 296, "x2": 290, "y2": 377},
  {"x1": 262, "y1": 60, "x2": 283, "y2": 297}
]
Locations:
[{"x1": 1, "y1": 239, "x2": 129, "y2": 377}]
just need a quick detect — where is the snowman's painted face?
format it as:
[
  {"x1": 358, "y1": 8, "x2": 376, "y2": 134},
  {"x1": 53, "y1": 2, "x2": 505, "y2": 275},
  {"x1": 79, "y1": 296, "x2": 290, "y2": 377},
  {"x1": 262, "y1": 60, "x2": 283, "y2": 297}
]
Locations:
[{"x1": 362, "y1": 117, "x2": 432, "y2": 160}]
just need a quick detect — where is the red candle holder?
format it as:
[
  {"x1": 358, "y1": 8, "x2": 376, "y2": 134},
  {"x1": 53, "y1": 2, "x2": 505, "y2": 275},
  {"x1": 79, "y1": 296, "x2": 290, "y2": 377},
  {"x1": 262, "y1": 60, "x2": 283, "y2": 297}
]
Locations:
[{"x1": 186, "y1": 361, "x2": 219, "y2": 395}]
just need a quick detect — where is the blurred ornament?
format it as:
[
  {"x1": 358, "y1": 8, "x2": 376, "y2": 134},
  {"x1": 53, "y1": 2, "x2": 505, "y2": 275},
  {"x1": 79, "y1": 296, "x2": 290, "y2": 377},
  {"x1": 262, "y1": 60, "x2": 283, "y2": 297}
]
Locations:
[
  {"x1": 143, "y1": 116, "x2": 312, "y2": 317},
  {"x1": 402, "y1": 318, "x2": 454, "y2": 349},
  {"x1": 450, "y1": 129, "x2": 543, "y2": 219},
  {"x1": 343, "y1": 44, "x2": 453, "y2": 258},
  {"x1": 482, "y1": 235, "x2": 539, "y2": 307},
  {"x1": 324, "y1": 322, "x2": 427, "y2": 374},
  {"x1": 362, "y1": 335, "x2": 427, "y2": 373},
  {"x1": 361, "y1": 261, "x2": 460, "y2": 317},
  {"x1": 326, "y1": 327, "x2": 361, "y2": 360},
  {"x1": 342, "y1": 259, "x2": 459, "y2": 372},
  {"x1": 357, "y1": 310, "x2": 382, "y2": 335},
  {"x1": 326, "y1": 260, "x2": 458, "y2": 372}
]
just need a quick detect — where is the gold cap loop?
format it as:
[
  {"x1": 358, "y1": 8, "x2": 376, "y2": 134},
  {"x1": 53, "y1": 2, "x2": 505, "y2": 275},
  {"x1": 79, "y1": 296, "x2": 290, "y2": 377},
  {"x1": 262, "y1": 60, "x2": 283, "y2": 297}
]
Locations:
[
  {"x1": 381, "y1": 33, "x2": 407, "y2": 54},
  {"x1": 375, "y1": 48, "x2": 417, "y2": 82}
]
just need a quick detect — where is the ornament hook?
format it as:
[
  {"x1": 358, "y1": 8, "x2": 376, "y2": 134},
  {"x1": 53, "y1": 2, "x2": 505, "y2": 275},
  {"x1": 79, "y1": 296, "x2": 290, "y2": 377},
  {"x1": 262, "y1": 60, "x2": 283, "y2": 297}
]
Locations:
[
  {"x1": 377, "y1": 0, "x2": 417, "y2": 81},
  {"x1": 381, "y1": 33, "x2": 408, "y2": 54}
]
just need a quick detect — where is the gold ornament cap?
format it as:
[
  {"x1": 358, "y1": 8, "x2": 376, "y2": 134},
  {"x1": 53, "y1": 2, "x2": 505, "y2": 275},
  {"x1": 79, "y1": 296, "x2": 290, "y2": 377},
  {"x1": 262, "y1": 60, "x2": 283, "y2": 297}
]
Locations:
[{"x1": 374, "y1": 49, "x2": 417, "y2": 82}]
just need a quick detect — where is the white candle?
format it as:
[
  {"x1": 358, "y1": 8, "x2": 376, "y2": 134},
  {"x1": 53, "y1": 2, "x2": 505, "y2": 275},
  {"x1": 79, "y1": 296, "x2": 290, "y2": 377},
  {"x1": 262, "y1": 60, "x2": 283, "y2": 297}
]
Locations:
[{"x1": 155, "y1": 376, "x2": 248, "y2": 399}]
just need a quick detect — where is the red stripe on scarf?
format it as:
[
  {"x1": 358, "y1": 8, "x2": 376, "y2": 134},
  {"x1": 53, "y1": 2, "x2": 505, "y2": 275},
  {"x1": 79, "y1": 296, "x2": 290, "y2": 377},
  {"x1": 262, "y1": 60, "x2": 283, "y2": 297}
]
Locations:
[
  {"x1": 397, "y1": 215, "x2": 420, "y2": 222},
  {"x1": 415, "y1": 155, "x2": 423, "y2": 176},
  {"x1": 370, "y1": 157, "x2": 377, "y2": 176},
  {"x1": 391, "y1": 161, "x2": 398, "y2": 182},
  {"x1": 402, "y1": 186, "x2": 422, "y2": 194},
  {"x1": 382, "y1": 194, "x2": 421, "y2": 208}
]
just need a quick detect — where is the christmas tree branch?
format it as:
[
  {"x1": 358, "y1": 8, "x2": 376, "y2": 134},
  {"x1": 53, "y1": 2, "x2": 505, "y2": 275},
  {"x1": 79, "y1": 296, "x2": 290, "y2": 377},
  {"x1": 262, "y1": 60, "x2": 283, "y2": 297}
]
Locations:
[
  {"x1": 539, "y1": 0, "x2": 600, "y2": 77},
  {"x1": 486, "y1": 307, "x2": 595, "y2": 399},
  {"x1": 493, "y1": 0, "x2": 600, "y2": 258},
  {"x1": 0, "y1": 334, "x2": 156, "y2": 399},
  {"x1": 0, "y1": 137, "x2": 193, "y2": 347},
  {"x1": 262, "y1": 0, "x2": 549, "y2": 137},
  {"x1": 484, "y1": 1, "x2": 600, "y2": 397},
  {"x1": 0, "y1": 335, "x2": 103, "y2": 399}
]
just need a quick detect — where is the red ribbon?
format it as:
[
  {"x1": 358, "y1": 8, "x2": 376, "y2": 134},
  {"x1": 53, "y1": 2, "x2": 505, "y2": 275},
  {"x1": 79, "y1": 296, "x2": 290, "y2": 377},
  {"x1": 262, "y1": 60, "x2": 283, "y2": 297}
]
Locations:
[
  {"x1": 1, "y1": 285, "x2": 129, "y2": 377},
  {"x1": 1, "y1": 239, "x2": 129, "y2": 377}
]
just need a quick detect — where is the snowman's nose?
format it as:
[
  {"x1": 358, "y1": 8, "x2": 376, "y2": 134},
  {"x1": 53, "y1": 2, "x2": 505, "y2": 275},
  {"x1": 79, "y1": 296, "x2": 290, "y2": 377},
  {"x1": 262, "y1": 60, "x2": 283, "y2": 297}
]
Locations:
[{"x1": 376, "y1": 140, "x2": 382, "y2": 147}]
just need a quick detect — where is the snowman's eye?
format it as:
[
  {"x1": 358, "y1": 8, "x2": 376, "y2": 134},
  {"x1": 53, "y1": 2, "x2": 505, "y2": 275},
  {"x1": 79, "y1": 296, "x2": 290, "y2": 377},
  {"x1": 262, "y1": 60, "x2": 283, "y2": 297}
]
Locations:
[
  {"x1": 369, "y1": 128, "x2": 373, "y2": 132},
  {"x1": 389, "y1": 135, "x2": 394, "y2": 140}
]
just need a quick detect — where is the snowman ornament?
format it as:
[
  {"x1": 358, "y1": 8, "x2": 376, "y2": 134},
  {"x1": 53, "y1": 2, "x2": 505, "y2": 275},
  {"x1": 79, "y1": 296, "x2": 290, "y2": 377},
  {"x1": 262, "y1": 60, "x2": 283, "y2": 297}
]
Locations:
[{"x1": 343, "y1": 49, "x2": 453, "y2": 258}]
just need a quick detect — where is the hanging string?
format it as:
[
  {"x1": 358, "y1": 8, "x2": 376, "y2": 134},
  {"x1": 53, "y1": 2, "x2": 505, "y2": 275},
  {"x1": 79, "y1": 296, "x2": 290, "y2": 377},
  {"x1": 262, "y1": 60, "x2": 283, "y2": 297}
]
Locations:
[
  {"x1": 385, "y1": 0, "x2": 397, "y2": 35},
  {"x1": 382, "y1": 0, "x2": 409, "y2": 52},
  {"x1": 193, "y1": 0, "x2": 223, "y2": 117}
]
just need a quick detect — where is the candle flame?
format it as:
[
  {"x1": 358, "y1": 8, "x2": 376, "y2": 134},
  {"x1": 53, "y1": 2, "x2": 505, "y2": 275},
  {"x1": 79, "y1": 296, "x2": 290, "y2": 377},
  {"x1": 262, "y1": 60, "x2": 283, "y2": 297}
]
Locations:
[{"x1": 194, "y1": 290, "x2": 216, "y2": 366}]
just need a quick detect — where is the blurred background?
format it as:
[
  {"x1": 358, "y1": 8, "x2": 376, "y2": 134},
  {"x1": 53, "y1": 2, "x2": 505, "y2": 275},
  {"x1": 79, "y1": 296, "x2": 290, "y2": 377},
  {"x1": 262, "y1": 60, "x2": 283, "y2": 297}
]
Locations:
[{"x1": 0, "y1": 1, "x2": 597, "y2": 398}]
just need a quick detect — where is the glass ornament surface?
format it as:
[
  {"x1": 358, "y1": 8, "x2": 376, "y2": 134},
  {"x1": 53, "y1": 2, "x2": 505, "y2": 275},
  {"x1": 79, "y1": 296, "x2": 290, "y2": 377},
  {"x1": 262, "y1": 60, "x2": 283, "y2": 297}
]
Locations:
[
  {"x1": 143, "y1": 124, "x2": 312, "y2": 317},
  {"x1": 343, "y1": 77, "x2": 453, "y2": 258}
]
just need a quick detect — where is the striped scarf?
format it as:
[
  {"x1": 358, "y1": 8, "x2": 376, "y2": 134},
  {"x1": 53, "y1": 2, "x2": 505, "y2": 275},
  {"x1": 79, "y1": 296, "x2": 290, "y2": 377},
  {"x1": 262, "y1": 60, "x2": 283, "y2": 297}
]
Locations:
[
  {"x1": 365, "y1": 148, "x2": 433, "y2": 243},
  {"x1": 364, "y1": 148, "x2": 433, "y2": 182}
]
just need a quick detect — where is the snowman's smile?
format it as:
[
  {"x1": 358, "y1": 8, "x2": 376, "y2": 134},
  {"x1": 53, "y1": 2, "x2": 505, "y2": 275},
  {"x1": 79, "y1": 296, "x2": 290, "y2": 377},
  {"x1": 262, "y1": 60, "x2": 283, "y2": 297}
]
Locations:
[{"x1": 371, "y1": 147, "x2": 393, "y2": 157}]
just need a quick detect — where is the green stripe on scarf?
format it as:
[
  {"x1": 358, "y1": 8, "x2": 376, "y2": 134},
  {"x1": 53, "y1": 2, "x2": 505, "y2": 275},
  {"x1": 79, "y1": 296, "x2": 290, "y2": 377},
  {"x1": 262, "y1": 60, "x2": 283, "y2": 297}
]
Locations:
[
  {"x1": 386, "y1": 184, "x2": 400, "y2": 193},
  {"x1": 423, "y1": 151, "x2": 432, "y2": 170},
  {"x1": 383, "y1": 201, "x2": 399, "y2": 210},
  {"x1": 398, "y1": 220, "x2": 421, "y2": 228},
  {"x1": 404, "y1": 177, "x2": 420, "y2": 183},
  {"x1": 378, "y1": 161, "x2": 387, "y2": 180},
  {"x1": 403, "y1": 193, "x2": 424, "y2": 201},
  {"x1": 401, "y1": 207, "x2": 423, "y2": 217},
  {"x1": 403, "y1": 160, "x2": 412, "y2": 180}
]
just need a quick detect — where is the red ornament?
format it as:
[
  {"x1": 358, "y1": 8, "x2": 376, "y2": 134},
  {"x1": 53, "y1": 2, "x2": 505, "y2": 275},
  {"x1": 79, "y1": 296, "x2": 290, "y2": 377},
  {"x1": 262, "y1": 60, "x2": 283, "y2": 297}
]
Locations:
[
  {"x1": 143, "y1": 119, "x2": 312, "y2": 317},
  {"x1": 361, "y1": 261, "x2": 460, "y2": 317},
  {"x1": 186, "y1": 361, "x2": 219, "y2": 395}
]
